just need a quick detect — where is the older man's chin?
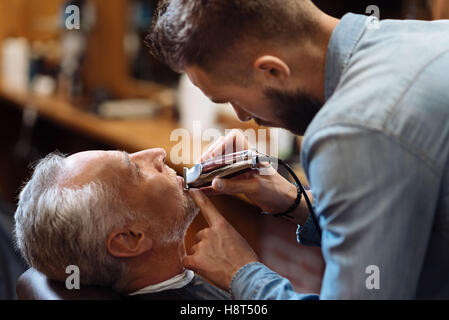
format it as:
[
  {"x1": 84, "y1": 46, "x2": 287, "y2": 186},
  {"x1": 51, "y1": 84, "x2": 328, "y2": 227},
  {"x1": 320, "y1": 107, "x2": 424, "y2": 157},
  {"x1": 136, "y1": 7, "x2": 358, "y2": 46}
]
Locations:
[
  {"x1": 157, "y1": 194, "x2": 198, "y2": 245},
  {"x1": 183, "y1": 192, "x2": 200, "y2": 226}
]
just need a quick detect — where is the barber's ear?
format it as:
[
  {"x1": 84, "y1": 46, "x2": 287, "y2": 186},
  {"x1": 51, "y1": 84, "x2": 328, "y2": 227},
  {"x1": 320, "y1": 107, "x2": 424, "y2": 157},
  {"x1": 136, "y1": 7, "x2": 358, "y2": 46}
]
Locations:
[
  {"x1": 107, "y1": 226, "x2": 153, "y2": 258},
  {"x1": 253, "y1": 55, "x2": 291, "y2": 82}
]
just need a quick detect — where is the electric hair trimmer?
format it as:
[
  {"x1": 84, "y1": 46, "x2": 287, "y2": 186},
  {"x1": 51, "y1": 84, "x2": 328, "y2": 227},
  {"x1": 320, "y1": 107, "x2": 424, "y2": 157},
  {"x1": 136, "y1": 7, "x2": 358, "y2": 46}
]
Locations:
[{"x1": 183, "y1": 149, "x2": 259, "y2": 189}]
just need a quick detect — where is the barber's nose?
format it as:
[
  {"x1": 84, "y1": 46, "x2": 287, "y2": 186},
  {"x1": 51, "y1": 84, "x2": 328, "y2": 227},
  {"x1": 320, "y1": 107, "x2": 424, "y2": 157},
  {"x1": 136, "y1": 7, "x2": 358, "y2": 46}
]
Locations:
[{"x1": 231, "y1": 103, "x2": 252, "y2": 122}]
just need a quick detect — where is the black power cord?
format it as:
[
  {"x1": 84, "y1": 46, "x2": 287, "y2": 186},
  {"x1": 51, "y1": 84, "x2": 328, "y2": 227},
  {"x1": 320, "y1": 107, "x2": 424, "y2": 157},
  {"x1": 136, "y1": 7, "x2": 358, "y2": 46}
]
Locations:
[{"x1": 258, "y1": 154, "x2": 322, "y2": 238}]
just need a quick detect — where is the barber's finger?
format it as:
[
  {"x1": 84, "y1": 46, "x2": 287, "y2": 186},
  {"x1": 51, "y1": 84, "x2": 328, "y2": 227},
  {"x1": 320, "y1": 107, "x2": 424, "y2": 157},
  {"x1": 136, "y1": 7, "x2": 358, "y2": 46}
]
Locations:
[
  {"x1": 188, "y1": 243, "x2": 200, "y2": 255},
  {"x1": 210, "y1": 130, "x2": 248, "y2": 158},
  {"x1": 193, "y1": 229, "x2": 208, "y2": 243},
  {"x1": 188, "y1": 189, "x2": 225, "y2": 226},
  {"x1": 200, "y1": 172, "x2": 257, "y2": 195},
  {"x1": 182, "y1": 254, "x2": 198, "y2": 272},
  {"x1": 198, "y1": 136, "x2": 225, "y2": 163},
  {"x1": 204, "y1": 129, "x2": 248, "y2": 160},
  {"x1": 200, "y1": 186, "x2": 222, "y2": 196},
  {"x1": 211, "y1": 177, "x2": 258, "y2": 195},
  {"x1": 229, "y1": 170, "x2": 259, "y2": 180},
  {"x1": 201, "y1": 135, "x2": 226, "y2": 162}
]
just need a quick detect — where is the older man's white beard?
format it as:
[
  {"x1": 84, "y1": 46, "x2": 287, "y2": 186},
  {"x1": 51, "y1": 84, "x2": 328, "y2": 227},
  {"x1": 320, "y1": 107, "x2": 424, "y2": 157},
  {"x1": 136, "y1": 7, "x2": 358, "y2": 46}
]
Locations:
[
  {"x1": 182, "y1": 192, "x2": 200, "y2": 230},
  {"x1": 158, "y1": 193, "x2": 199, "y2": 245}
]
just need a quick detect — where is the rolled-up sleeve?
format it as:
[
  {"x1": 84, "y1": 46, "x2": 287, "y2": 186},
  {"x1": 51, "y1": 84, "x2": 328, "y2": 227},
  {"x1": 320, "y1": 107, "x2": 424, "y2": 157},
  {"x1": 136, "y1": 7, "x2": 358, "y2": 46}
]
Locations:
[{"x1": 230, "y1": 262, "x2": 319, "y2": 300}]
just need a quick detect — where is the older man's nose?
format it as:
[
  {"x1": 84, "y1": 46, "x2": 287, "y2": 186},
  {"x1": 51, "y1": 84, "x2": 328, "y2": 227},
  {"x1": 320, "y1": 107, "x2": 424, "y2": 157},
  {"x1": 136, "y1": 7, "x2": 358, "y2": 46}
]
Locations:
[
  {"x1": 152, "y1": 148, "x2": 167, "y2": 159},
  {"x1": 131, "y1": 148, "x2": 166, "y2": 161},
  {"x1": 131, "y1": 148, "x2": 167, "y2": 172}
]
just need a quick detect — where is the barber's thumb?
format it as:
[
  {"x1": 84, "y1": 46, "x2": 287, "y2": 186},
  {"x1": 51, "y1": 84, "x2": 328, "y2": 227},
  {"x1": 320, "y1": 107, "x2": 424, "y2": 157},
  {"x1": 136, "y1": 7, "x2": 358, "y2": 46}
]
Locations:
[
  {"x1": 212, "y1": 177, "x2": 252, "y2": 194},
  {"x1": 212, "y1": 178, "x2": 226, "y2": 191}
]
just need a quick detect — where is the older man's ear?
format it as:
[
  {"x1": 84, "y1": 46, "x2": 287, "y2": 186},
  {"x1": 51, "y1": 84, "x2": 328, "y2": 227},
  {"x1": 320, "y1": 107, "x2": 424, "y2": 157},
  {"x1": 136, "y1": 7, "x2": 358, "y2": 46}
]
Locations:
[{"x1": 107, "y1": 226, "x2": 153, "y2": 258}]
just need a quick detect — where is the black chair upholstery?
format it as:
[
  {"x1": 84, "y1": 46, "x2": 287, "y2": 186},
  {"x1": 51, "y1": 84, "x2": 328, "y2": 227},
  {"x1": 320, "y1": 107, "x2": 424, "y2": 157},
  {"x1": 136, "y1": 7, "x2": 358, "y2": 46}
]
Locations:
[
  {"x1": 0, "y1": 199, "x2": 27, "y2": 299},
  {"x1": 16, "y1": 268, "x2": 120, "y2": 300}
]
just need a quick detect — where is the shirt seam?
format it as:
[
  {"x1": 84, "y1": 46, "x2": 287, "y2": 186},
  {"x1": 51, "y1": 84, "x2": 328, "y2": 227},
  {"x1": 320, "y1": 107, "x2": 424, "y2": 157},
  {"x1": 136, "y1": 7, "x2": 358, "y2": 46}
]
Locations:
[
  {"x1": 303, "y1": 123, "x2": 443, "y2": 178},
  {"x1": 304, "y1": 45, "x2": 449, "y2": 177},
  {"x1": 330, "y1": 16, "x2": 369, "y2": 100},
  {"x1": 382, "y1": 48, "x2": 449, "y2": 131},
  {"x1": 307, "y1": 49, "x2": 449, "y2": 176}
]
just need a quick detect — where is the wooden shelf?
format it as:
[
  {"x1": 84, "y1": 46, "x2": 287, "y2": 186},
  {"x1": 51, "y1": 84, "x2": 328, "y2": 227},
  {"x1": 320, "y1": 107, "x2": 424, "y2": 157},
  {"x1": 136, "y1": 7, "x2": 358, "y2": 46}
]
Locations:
[{"x1": 0, "y1": 84, "x2": 187, "y2": 168}]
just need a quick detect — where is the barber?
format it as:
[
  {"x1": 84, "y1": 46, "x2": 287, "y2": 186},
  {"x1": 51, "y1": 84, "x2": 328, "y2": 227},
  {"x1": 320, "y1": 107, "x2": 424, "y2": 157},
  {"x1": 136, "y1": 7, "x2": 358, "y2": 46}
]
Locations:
[{"x1": 147, "y1": 0, "x2": 449, "y2": 299}]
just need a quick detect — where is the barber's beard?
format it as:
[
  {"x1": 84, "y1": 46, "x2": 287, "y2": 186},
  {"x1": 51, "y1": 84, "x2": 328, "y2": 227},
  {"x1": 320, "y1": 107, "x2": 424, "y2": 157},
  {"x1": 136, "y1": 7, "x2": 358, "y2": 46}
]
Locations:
[
  {"x1": 256, "y1": 88, "x2": 323, "y2": 136},
  {"x1": 158, "y1": 192, "x2": 199, "y2": 245}
]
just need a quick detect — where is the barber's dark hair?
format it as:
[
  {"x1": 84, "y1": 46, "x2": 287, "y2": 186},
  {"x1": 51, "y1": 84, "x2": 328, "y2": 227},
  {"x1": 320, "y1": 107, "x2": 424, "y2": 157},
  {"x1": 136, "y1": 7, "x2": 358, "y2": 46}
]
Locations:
[{"x1": 146, "y1": 0, "x2": 318, "y2": 74}]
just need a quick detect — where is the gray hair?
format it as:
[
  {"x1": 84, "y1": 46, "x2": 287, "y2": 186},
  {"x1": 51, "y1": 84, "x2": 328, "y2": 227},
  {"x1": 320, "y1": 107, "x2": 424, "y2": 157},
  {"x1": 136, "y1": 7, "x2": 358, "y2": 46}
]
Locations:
[{"x1": 14, "y1": 152, "x2": 138, "y2": 291}]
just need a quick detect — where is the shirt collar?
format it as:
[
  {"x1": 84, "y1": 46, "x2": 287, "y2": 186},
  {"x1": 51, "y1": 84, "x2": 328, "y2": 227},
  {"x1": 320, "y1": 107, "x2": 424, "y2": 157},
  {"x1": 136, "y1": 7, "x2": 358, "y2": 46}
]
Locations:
[
  {"x1": 128, "y1": 269, "x2": 195, "y2": 296},
  {"x1": 324, "y1": 13, "x2": 369, "y2": 100}
]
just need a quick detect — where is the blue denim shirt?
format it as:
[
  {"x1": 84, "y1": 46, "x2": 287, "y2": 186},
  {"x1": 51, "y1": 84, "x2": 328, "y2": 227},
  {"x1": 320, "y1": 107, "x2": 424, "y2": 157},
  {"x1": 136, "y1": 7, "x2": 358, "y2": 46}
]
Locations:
[{"x1": 231, "y1": 13, "x2": 449, "y2": 299}]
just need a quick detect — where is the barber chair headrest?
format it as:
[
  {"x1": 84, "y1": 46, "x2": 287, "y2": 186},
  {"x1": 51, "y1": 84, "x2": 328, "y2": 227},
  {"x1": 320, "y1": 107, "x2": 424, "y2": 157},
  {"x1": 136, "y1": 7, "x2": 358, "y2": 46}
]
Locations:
[{"x1": 16, "y1": 268, "x2": 120, "y2": 300}]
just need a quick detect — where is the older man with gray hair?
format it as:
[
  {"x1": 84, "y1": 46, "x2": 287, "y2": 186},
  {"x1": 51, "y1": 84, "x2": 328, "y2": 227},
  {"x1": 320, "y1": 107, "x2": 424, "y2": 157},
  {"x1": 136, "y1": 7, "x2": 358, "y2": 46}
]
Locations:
[{"x1": 14, "y1": 148, "x2": 231, "y2": 300}]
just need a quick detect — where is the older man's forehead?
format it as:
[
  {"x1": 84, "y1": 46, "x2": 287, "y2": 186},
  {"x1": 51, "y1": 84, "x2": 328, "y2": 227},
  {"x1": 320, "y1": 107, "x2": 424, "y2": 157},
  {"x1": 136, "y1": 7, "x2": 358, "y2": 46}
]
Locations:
[{"x1": 60, "y1": 150, "x2": 123, "y2": 187}]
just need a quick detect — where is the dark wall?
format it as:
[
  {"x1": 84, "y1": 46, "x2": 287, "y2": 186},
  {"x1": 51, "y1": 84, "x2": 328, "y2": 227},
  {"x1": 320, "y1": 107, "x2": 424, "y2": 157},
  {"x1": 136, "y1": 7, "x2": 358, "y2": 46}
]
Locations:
[
  {"x1": 0, "y1": 99, "x2": 111, "y2": 209},
  {"x1": 314, "y1": 0, "x2": 405, "y2": 19}
]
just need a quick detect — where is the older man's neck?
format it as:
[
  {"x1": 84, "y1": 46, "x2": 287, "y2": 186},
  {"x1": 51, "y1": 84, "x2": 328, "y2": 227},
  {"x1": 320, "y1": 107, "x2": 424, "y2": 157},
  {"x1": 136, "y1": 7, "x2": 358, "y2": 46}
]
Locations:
[{"x1": 122, "y1": 241, "x2": 188, "y2": 294}]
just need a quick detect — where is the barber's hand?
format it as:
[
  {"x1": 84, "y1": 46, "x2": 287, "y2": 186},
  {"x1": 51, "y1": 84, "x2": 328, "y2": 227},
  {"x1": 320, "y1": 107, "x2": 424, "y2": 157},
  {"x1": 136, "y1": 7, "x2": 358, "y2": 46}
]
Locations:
[
  {"x1": 182, "y1": 189, "x2": 258, "y2": 291},
  {"x1": 199, "y1": 129, "x2": 310, "y2": 224}
]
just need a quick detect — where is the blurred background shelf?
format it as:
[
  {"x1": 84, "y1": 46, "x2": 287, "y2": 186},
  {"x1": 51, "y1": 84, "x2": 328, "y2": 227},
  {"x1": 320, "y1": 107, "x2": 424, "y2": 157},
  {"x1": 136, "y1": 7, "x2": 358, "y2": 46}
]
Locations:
[{"x1": 0, "y1": 83, "x2": 181, "y2": 159}]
